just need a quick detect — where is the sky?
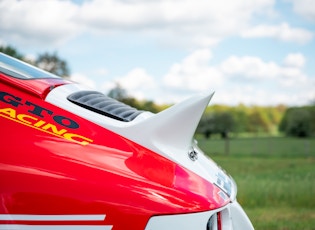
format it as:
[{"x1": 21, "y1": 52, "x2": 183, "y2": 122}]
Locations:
[{"x1": 0, "y1": 0, "x2": 314, "y2": 106}]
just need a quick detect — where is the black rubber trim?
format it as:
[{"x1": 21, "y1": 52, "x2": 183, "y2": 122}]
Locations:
[{"x1": 67, "y1": 91, "x2": 142, "y2": 122}]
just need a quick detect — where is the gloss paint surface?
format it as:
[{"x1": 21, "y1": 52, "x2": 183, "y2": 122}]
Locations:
[{"x1": 0, "y1": 76, "x2": 229, "y2": 230}]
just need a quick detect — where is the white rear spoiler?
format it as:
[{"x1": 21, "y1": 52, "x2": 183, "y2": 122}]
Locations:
[{"x1": 118, "y1": 92, "x2": 214, "y2": 161}]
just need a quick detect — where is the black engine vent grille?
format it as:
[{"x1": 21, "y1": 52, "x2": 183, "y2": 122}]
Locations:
[{"x1": 67, "y1": 91, "x2": 142, "y2": 122}]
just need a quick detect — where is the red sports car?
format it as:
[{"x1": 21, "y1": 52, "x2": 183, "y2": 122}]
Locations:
[{"x1": 0, "y1": 53, "x2": 254, "y2": 230}]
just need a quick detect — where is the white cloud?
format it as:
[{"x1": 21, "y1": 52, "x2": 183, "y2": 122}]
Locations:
[
  {"x1": 102, "y1": 67, "x2": 157, "y2": 100},
  {"x1": 162, "y1": 50, "x2": 314, "y2": 105},
  {"x1": 94, "y1": 68, "x2": 109, "y2": 76},
  {"x1": 0, "y1": 0, "x2": 276, "y2": 48},
  {"x1": 1, "y1": 0, "x2": 314, "y2": 106},
  {"x1": 1, "y1": 0, "x2": 311, "y2": 49},
  {"x1": 214, "y1": 85, "x2": 314, "y2": 106},
  {"x1": 69, "y1": 50, "x2": 314, "y2": 106},
  {"x1": 118, "y1": 68, "x2": 156, "y2": 90},
  {"x1": 76, "y1": 0, "x2": 276, "y2": 48},
  {"x1": 0, "y1": 39, "x2": 7, "y2": 46},
  {"x1": 241, "y1": 23, "x2": 313, "y2": 44},
  {"x1": 220, "y1": 54, "x2": 309, "y2": 88},
  {"x1": 77, "y1": 0, "x2": 274, "y2": 31},
  {"x1": 0, "y1": 0, "x2": 80, "y2": 47},
  {"x1": 220, "y1": 56, "x2": 280, "y2": 80},
  {"x1": 163, "y1": 49, "x2": 223, "y2": 91},
  {"x1": 70, "y1": 73, "x2": 96, "y2": 89},
  {"x1": 283, "y1": 53, "x2": 305, "y2": 68},
  {"x1": 288, "y1": 0, "x2": 315, "y2": 22}
]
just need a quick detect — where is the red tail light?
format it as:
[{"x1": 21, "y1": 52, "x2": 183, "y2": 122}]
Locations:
[
  {"x1": 217, "y1": 211, "x2": 222, "y2": 230},
  {"x1": 207, "y1": 212, "x2": 222, "y2": 230}
]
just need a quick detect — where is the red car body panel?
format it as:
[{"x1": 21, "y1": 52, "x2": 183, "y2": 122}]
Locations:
[{"x1": 0, "y1": 72, "x2": 229, "y2": 229}]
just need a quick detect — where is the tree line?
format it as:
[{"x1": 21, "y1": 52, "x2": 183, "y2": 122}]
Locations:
[
  {"x1": 0, "y1": 45, "x2": 70, "y2": 78},
  {"x1": 279, "y1": 106, "x2": 315, "y2": 138},
  {"x1": 107, "y1": 83, "x2": 169, "y2": 113},
  {"x1": 2, "y1": 45, "x2": 314, "y2": 138},
  {"x1": 198, "y1": 104, "x2": 315, "y2": 138},
  {"x1": 197, "y1": 104, "x2": 287, "y2": 138},
  {"x1": 108, "y1": 84, "x2": 315, "y2": 138}
]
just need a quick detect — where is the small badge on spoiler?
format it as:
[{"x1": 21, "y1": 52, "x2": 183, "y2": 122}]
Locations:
[{"x1": 188, "y1": 147, "x2": 198, "y2": 161}]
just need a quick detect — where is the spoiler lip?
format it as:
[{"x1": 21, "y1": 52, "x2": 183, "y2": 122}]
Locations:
[{"x1": 115, "y1": 91, "x2": 215, "y2": 162}]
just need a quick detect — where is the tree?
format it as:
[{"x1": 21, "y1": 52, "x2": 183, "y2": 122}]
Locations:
[
  {"x1": 107, "y1": 83, "x2": 162, "y2": 113},
  {"x1": 215, "y1": 112, "x2": 235, "y2": 138},
  {"x1": 279, "y1": 107, "x2": 312, "y2": 137},
  {"x1": 197, "y1": 112, "x2": 235, "y2": 139},
  {"x1": 107, "y1": 83, "x2": 129, "y2": 101},
  {"x1": 1, "y1": 45, "x2": 71, "y2": 78},
  {"x1": 230, "y1": 106, "x2": 248, "y2": 134},
  {"x1": 197, "y1": 115, "x2": 215, "y2": 139},
  {"x1": 247, "y1": 109, "x2": 270, "y2": 133},
  {"x1": 141, "y1": 100, "x2": 160, "y2": 113},
  {"x1": 35, "y1": 52, "x2": 70, "y2": 77},
  {"x1": 0, "y1": 45, "x2": 24, "y2": 60}
]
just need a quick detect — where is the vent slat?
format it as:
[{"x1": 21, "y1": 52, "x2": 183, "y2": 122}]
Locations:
[{"x1": 67, "y1": 91, "x2": 142, "y2": 122}]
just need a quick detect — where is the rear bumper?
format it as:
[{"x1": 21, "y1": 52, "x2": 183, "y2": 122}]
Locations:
[{"x1": 145, "y1": 200, "x2": 254, "y2": 230}]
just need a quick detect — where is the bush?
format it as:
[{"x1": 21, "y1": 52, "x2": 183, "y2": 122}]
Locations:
[
  {"x1": 197, "y1": 112, "x2": 234, "y2": 139},
  {"x1": 279, "y1": 107, "x2": 314, "y2": 137}
]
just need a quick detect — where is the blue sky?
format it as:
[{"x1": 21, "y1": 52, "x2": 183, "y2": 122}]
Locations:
[{"x1": 1, "y1": 0, "x2": 314, "y2": 106}]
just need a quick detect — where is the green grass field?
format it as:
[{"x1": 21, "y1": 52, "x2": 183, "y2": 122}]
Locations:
[{"x1": 195, "y1": 136, "x2": 315, "y2": 230}]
